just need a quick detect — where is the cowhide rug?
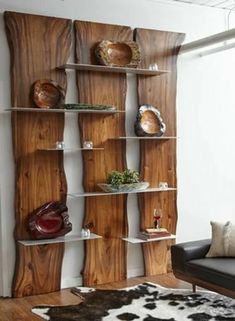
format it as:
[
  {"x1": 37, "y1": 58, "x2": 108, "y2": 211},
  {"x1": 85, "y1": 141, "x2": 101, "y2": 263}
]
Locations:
[{"x1": 32, "y1": 282, "x2": 235, "y2": 321}]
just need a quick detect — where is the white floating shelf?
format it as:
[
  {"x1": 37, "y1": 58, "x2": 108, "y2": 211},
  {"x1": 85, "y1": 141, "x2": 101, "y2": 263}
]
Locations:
[
  {"x1": 18, "y1": 233, "x2": 102, "y2": 246},
  {"x1": 58, "y1": 63, "x2": 169, "y2": 76},
  {"x1": 38, "y1": 147, "x2": 104, "y2": 151},
  {"x1": 5, "y1": 107, "x2": 123, "y2": 114},
  {"x1": 68, "y1": 187, "x2": 176, "y2": 198},
  {"x1": 110, "y1": 136, "x2": 177, "y2": 140},
  {"x1": 122, "y1": 234, "x2": 176, "y2": 244}
]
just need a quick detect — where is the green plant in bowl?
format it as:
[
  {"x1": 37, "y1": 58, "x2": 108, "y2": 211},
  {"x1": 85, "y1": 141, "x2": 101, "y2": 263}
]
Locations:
[
  {"x1": 123, "y1": 169, "x2": 139, "y2": 184},
  {"x1": 107, "y1": 170, "x2": 125, "y2": 187},
  {"x1": 98, "y1": 169, "x2": 149, "y2": 193}
]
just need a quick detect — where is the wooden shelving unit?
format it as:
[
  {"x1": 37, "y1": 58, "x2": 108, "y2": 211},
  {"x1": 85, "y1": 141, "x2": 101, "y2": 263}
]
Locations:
[
  {"x1": 74, "y1": 20, "x2": 132, "y2": 287},
  {"x1": 135, "y1": 27, "x2": 185, "y2": 276},
  {"x1": 5, "y1": 11, "x2": 184, "y2": 296},
  {"x1": 4, "y1": 11, "x2": 72, "y2": 298},
  {"x1": 73, "y1": 20, "x2": 184, "y2": 286}
]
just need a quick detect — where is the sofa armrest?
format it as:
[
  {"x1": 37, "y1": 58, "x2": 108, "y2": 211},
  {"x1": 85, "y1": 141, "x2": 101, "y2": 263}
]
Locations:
[{"x1": 171, "y1": 239, "x2": 211, "y2": 273}]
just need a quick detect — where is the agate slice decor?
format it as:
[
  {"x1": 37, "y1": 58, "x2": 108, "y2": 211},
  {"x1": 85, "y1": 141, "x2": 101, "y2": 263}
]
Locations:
[
  {"x1": 28, "y1": 201, "x2": 72, "y2": 239},
  {"x1": 95, "y1": 40, "x2": 141, "y2": 68},
  {"x1": 33, "y1": 79, "x2": 65, "y2": 109},
  {"x1": 134, "y1": 104, "x2": 166, "y2": 137}
]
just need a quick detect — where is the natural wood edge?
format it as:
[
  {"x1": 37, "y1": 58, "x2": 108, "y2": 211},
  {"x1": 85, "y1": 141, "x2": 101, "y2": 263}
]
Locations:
[
  {"x1": 4, "y1": 11, "x2": 72, "y2": 297},
  {"x1": 12, "y1": 243, "x2": 65, "y2": 298},
  {"x1": 74, "y1": 20, "x2": 131, "y2": 286}
]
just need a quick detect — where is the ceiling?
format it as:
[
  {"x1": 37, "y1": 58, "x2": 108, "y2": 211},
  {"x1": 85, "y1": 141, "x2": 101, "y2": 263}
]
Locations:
[{"x1": 165, "y1": 0, "x2": 235, "y2": 11}]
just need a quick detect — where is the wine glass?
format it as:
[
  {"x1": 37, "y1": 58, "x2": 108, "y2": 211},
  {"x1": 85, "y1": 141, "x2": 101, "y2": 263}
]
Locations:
[{"x1": 153, "y1": 209, "x2": 162, "y2": 229}]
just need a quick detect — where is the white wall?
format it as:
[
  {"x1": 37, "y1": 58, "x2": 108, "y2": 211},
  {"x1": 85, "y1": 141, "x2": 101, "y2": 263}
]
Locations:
[
  {"x1": 0, "y1": 0, "x2": 235, "y2": 296},
  {"x1": 177, "y1": 48, "x2": 235, "y2": 241}
]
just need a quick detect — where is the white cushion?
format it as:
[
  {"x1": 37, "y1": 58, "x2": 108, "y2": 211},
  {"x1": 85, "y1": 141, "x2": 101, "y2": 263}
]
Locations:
[
  {"x1": 206, "y1": 221, "x2": 234, "y2": 257},
  {"x1": 224, "y1": 222, "x2": 235, "y2": 256}
]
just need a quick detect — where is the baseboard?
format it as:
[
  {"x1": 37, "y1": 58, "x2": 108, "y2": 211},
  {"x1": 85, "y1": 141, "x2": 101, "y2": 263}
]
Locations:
[
  {"x1": 0, "y1": 286, "x2": 11, "y2": 298},
  {"x1": 127, "y1": 267, "x2": 144, "y2": 278},
  {"x1": 61, "y1": 276, "x2": 83, "y2": 289},
  {"x1": 61, "y1": 269, "x2": 144, "y2": 289}
]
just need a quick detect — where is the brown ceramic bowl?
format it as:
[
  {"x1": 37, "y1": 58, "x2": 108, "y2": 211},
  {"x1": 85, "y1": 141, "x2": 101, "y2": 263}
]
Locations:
[
  {"x1": 95, "y1": 40, "x2": 141, "y2": 68},
  {"x1": 33, "y1": 79, "x2": 65, "y2": 109},
  {"x1": 134, "y1": 105, "x2": 166, "y2": 137},
  {"x1": 140, "y1": 109, "x2": 160, "y2": 134},
  {"x1": 28, "y1": 201, "x2": 72, "y2": 239}
]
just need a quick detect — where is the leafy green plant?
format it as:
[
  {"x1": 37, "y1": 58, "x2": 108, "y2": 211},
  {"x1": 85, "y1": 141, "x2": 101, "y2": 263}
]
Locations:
[
  {"x1": 123, "y1": 169, "x2": 139, "y2": 184},
  {"x1": 107, "y1": 169, "x2": 140, "y2": 186},
  {"x1": 107, "y1": 170, "x2": 125, "y2": 186}
]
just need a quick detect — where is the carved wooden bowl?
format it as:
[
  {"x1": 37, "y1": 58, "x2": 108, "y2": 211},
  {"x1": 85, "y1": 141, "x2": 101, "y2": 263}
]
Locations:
[
  {"x1": 33, "y1": 79, "x2": 65, "y2": 109},
  {"x1": 28, "y1": 201, "x2": 72, "y2": 239},
  {"x1": 134, "y1": 105, "x2": 166, "y2": 137},
  {"x1": 95, "y1": 40, "x2": 141, "y2": 68}
]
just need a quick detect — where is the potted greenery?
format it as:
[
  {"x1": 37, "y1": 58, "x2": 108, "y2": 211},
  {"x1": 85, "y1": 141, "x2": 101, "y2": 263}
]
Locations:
[{"x1": 98, "y1": 169, "x2": 149, "y2": 192}]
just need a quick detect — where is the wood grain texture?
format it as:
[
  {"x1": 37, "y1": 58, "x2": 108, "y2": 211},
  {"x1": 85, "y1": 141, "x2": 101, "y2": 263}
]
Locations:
[
  {"x1": 135, "y1": 28, "x2": 185, "y2": 275},
  {"x1": 74, "y1": 21, "x2": 132, "y2": 285},
  {"x1": 4, "y1": 11, "x2": 72, "y2": 297}
]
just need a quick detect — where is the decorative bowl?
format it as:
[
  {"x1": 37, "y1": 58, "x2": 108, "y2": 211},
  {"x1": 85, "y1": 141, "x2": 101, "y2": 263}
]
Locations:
[
  {"x1": 95, "y1": 40, "x2": 141, "y2": 68},
  {"x1": 28, "y1": 201, "x2": 72, "y2": 239},
  {"x1": 33, "y1": 79, "x2": 65, "y2": 109},
  {"x1": 97, "y1": 182, "x2": 149, "y2": 193},
  {"x1": 134, "y1": 104, "x2": 166, "y2": 137}
]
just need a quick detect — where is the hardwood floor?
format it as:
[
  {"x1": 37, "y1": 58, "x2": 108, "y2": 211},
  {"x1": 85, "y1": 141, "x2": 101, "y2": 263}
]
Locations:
[{"x1": 0, "y1": 273, "x2": 192, "y2": 321}]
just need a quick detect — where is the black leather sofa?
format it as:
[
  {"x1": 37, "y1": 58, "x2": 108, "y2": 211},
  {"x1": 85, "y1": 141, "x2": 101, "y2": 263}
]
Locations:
[{"x1": 171, "y1": 239, "x2": 235, "y2": 298}]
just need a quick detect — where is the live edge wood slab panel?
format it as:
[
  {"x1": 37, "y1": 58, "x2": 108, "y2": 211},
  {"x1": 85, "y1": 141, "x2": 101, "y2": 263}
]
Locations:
[
  {"x1": 135, "y1": 28, "x2": 185, "y2": 275},
  {"x1": 74, "y1": 21, "x2": 132, "y2": 286},
  {"x1": 4, "y1": 11, "x2": 72, "y2": 297}
]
